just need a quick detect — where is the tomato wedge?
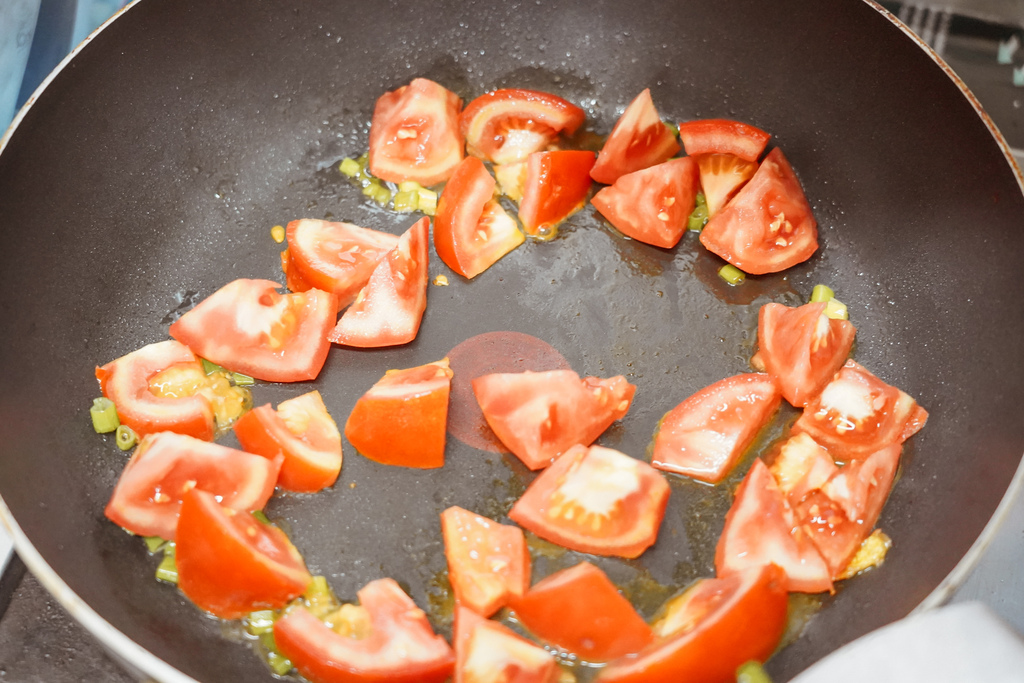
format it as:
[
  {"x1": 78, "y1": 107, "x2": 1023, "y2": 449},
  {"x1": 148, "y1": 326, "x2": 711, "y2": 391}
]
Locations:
[
  {"x1": 434, "y1": 157, "x2": 524, "y2": 278},
  {"x1": 509, "y1": 444, "x2": 671, "y2": 558},
  {"x1": 695, "y1": 153, "x2": 758, "y2": 217},
  {"x1": 168, "y1": 279, "x2": 336, "y2": 382},
  {"x1": 345, "y1": 359, "x2": 453, "y2": 468},
  {"x1": 275, "y1": 579, "x2": 455, "y2": 683},
  {"x1": 233, "y1": 390, "x2": 342, "y2": 493},
  {"x1": 441, "y1": 506, "x2": 529, "y2": 617},
  {"x1": 472, "y1": 369, "x2": 636, "y2": 470},
  {"x1": 767, "y1": 433, "x2": 838, "y2": 507},
  {"x1": 95, "y1": 340, "x2": 214, "y2": 440},
  {"x1": 651, "y1": 373, "x2": 781, "y2": 484},
  {"x1": 757, "y1": 301, "x2": 856, "y2": 408},
  {"x1": 597, "y1": 565, "x2": 788, "y2": 683},
  {"x1": 368, "y1": 78, "x2": 463, "y2": 186},
  {"x1": 454, "y1": 606, "x2": 559, "y2": 683},
  {"x1": 676, "y1": 119, "x2": 770, "y2": 162},
  {"x1": 328, "y1": 217, "x2": 429, "y2": 348},
  {"x1": 793, "y1": 360, "x2": 929, "y2": 461},
  {"x1": 104, "y1": 432, "x2": 281, "y2": 540},
  {"x1": 699, "y1": 147, "x2": 818, "y2": 274},
  {"x1": 283, "y1": 219, "x2": 400, "y2": 310},
  {"x1": 590, "y1": 89, "x2": 680, "y2": 185},
  {"x1": 591, "y1": 157, "x2": 699, "y2": 249},
  {"x1": 715, "y1": 459, "x2": 832, "y2": 593},
  {"x1": 175, "y1": 489, "x2": 310, "y2": 618},
  {"x1": 511, "y1": 562, "x2": 653, "y2": 662},
  {"x1": 460, "y1": 88, "x2": 586, "y2": 164},
  {"x1": 518, "y1": 150, "x2": 596, "y2": 238}
]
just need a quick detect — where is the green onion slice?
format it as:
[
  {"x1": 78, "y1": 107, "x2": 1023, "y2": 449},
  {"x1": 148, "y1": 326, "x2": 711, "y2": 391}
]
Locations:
[
  {"x1": 115, "y1": 425, "x2": 138, "y2": 451},
  {"x1": 231, "y1": 372, "x2": 255, "y2": 386},
  {"x1": 687, "y1": 193, "x2": 709, "y2": 231},
  {"x1": 825, "y1": 298, "x2": 849, "y2": 320},
  {"x1": 810, "y1": 284, "x2": 836, "y2": 303},
  {"x1": 251, "y1": 509, "x2": 271, "y2": 525},
  {"x1": 736, "y1": 660, "x2": 773, "y2": 683},
  {"x1": 201, "y1": 358, "x2": 224, "y2": 375},
  {"x1": 143, "y1": 536, "x2": 166, "y2": 553},
  {"x1": 90, "y1": 397, "x2": 120, "y2": 434},
  {"x1": 392, "y1": 190, "x2": 419, "y2": 213},
  {"x1": 266, "y1": 652, "x2": 293, "y2": 676},
  {"x1": 246, "y1": 610, "x2": 277, "y2": 636},
  {"x1": 718, "y1": 264, "x2": 746, "y2": 286},
  {"x1": 156, "y1": 543, "x2": 179, "y2": 584},
  {"x1": 339, "y1": 157, "x2": 362, "y2": 178}
]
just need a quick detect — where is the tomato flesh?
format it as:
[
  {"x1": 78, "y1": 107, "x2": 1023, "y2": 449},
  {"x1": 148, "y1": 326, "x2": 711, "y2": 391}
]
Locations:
[
  {"x1": 676, "y1": 119, "x2": 770, "y2": 162},
  {"x1": 509, "y1": 444, "x2": 671, "y2": 558},
  {"x1": 454, "y1": 606, "x2": 559, "y2": 683},
  {"x1": 695, "y1": 153, "x2": 758, "y2": 217},
  {"x1": 517, "y1": 150, "x2": 596, "y2": 238},
  {"x1": 345, "y1": 359, "x2": 453, "y2": 468},
  {"x1": 591, "y1": 89, "x2": 680, "y2": 185},
  {"x1": 767, "y1": 433, "x2": 838, "y2": 507},
  {"x1": 460, "y1": 88, "x2": 585, "y2": 164}
]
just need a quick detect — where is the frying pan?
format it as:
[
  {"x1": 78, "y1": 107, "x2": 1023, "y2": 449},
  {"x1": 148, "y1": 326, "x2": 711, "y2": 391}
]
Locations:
[{"x1": 1, "y1": 0, "x2": 1023, "y2": 681}]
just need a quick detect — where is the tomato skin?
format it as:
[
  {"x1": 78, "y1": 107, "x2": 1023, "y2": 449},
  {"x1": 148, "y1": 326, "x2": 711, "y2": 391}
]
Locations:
[
  {"x1": 509, "y1": 444, "x2": 671, "y2": 559},
  {"x1": 368, "y1": 78, "x2": 463, "y2": 186},
  {"x1": 676, "y1": 119, "x2": 770, "y2": 162},
  {"x1": 699, "y1": 148, "x2": 818, "y2": 274},
  {"x1": 104, "y1": 432, "x2": 281, "y2": 540},
  {"x1": 511, "y1": 562, "x2": 654, "y2": 662},
  {"x1": 345, "y1": 359, "x2": 453, "y2": 468},
  {"x1": 454, "y1": 606, "x2": 559, "y2": 683},
  {"x1": 233, "y1": 390, "x2": 342, "y2": 493},
  {"x1": 652, "y1": 373, "x2": 781, "y2": 484},
  {"x1": 328, "y1": 217, "x2": 429, "y2": 348},
  {"x1": 597, "y1": 565, "x2": 788, "y2": 683},
  {"x1": 518, "y1": 150, "x2": 596, "y2": 237},
  {"x1": 757, "y1": 301, "x2": 856, "y2": 408},
  {"x1": 591, "y1": 157, "x2": 700, "y2": 249},
  {"x1": 591, "y1": 89, "x2": 680, "y2": 185},
  {"x1": 95, "y1": 340, "x2": 214, "y2": 440},
  {"x1": 275, "y1": 579, "x2": 455, "y2": 683},
  {"x1": 460, "y1": 88, "x2": 586, "y2": 164},
  {"x1": 175, "y1": 489, "x2": 311, "y2": 619}
]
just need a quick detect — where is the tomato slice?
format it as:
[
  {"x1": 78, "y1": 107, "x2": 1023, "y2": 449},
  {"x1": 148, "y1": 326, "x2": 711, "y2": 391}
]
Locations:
[
  {"x1": 434, "y1": 157, "x2": 524, "y2": 278},
  {"x1": 454, "y1": 606, "x2": 559, "y2": 683},
  {"x1": 168, "y1": 279, "x2": 336, "y2": 382},
  {"x1": 590, "y1": 89, "x2": 680, "y2": 185},
  {"x1": 793, "y1": 360, "x2": 929, "y2": 461},
  {"x1": 591, "y1": 157, "x2": 699, "y2": 249},
  {"x1": 233, "y1": 390, "x2": 342, "y2": 493},
  {"x1": 597, "y1": 565, "x2": 788, "y2": 683},
  {"x1": 283, "y1": 219, "x2": 400, "y2": 310},
  {"x1": 517, "y1": 150, "x2": 596, "y2": 238},
  {"x1": 328, "y1": 217, "x2": 429, "y2": 348},
  {"x1": 368, "y1": 78, "x2": 464, "y2": 186},
  {"x1": 95, "y1": 340, "x2": 214, "y2": 440},
  {"x1": 441, "y1": 506, "x2": 530, "y2": 617},
  {"x1": 275, "y1": 579, "x2": 455, "y2": 683},
  {"x1": 345, "y1": 359, "x2": 453, "y2": 468},
  {"x1": 676, "y1": 119, "x2": 770, "y2": 163},
  {"x1": 651, "y1": 373, "x2": 781, "y2": 484},
  {"x1": 767, "y1": 433, "x2": 838, "y2": 507},
  {"x1": 104, "y1": 432, "x2": 281, "y2": 540},
  {"x1": 460, "y1": 88, "x2": 586, "y2": 164},
  {"x1": 695, "y1": 153, "x2": 758, "y2": 217},
  {"x1": 715, "y1": 459, "x2": 832, "y2": 593},
  {"x1": 757, "y1": 301, "x2": 856, "y2": 407},
  {"x1": 175, "y1": 489, "x2": 310, "y2": 618},
  {"x1": 472, "y1": 369, "x2": 636, "y2": 470},
  {"x1": 699, "y1": 148, "x2": 818, "y2": 274},
  {"x1": 509, "y1": 444, "x2": 671, "y2": 559},
  {"x1": 511, "y1": 562, "x2": 654, "y2": 662}
]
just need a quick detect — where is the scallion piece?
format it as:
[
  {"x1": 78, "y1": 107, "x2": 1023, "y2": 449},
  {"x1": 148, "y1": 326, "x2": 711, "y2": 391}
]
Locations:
[
  {"x1": 398, "y1": 180, "x2": 422, "y2": 192},
  {"x1": 718, "y1": 264, "x2": 746, "y2": 286},
  {"x1": 736, "y1": 660, "x2": 773, "y2": 683},
  {"x1": 810, "y1": 284, "x2": 835, "y2": 303},
  {"x1": 372, "y1": 185, "x2": 393, "y2": 206},
  {"x1": 201, "y1": 358, "x2": 224, "y2": 375},
  {"x1": 825, "y1": 298, "x2": 849, "y2": 320},
  {"x1": 115, "y1": 425, "x2": 138, "y2": 451},
  {"x1": 252, "y1": 509, "x2": 271, "y2": 525},
  {"x1": 417, "y1": 187, "x2": 438, "y2": 216},
  {"x1": 666, "y1": 122, "x2": 680, "y2": 137},
  {"x1": 247, "y1": 610, "x2": 276, "y2": 636},
  {"x1": 232, "y1": 372, "x2": 255, "y2": 386},
  {"x1": 339, "y1": 157, "x2": 362, "y2": 178},
  {"x1": 687, "y1": 193, "x2": 709, "y2": 231},
  {"x1": 361, "y1": 180, "x2": 382, "y2": 197},
  {"x1": 392, "y1": 190, "x2": 419, "y2": 213},
  {"x1": 143, "y1": 536, "x2": 166, "y2": 553},
  {"x1": 156, "y1": 544, "x2": 178, "y2": 584},
  {"x1": 266, "y1": 651, "x2": 293, "y2": 676},
  {"x1": 305, "y1": 575, "x2": 331, "y2": 601},
  {"x1": 90, "y1": 397, "x2": 120, "y2": 433}
]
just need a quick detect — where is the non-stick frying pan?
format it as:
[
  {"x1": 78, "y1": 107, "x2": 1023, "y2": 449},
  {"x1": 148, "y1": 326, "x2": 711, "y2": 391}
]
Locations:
[{"x1": 1, "y1": 0, "x2": 1023, "y2": 681}]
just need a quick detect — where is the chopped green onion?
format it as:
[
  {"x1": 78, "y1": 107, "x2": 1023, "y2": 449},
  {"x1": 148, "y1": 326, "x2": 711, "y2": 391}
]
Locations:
[
  {"x1": 825, "y1": 298, "x2": 849, "y2": 320},
  {"x1": 361, "y1": 180, "x2": 382, "y2": 197},
  {"x1": 666, "y1": 121, "x2": 680, "y2": 137},
  {"x1": 115, "y1": 425, "x2": 138, "y2": 451},
  {"x1": 201, "y1": 358, "x2": 224, "y2": 375},
  {"x1": 810, "y1": 284, "x2": 836, "y2": 303},
  {"x1": 156, "y1": 543, "x2": 178, "y2": 584},
  {"x1": 687, "y1": 193, "x2": 709, "y2": 231},
  {"x1": 392, "y1": 190, "x2": 420, "y2": 213},
  {"x1": 718, "y1": 264, "x2": 746, "y2": 286},
  {"x1": 246, "y1": 610, "x2": 277, "y2": 636},
  {"x1": 266, "y1": 651, "x2": 293, "y2": 676},
  {"x1": 90, "y1": 397, "x2": 120, "y2": 433},
  {"x1": 143, "y1": 536, "x2": 166, "y2": 553},
  {"x1": 232, "y1": 372, "x2": 255, "y2": 386},
  {"x1": 736, "y1": 660, "x2": 773, "y2": 683},
  {"x1": 252, "y1": 509, "x2": 271, "y2": 525},
  {"x1": 372, "y1": 185, "x2": 393, "y2": 206},
  {"x1": 305, "y1": 575, "x2": 332, "y2": 601},
  {"x1": 398, "y1": 180, "x2": 422, "y2": 192},
  {"x1": 417, "y1": 187, "x2": 438, "y2": 216},
  {"x1": 339, "y1": 157, "x2": 362, "y2": 178}
]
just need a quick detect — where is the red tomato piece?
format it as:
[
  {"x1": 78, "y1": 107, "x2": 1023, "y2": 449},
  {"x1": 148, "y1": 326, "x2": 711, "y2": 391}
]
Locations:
[
  {"x1": 509, "y1": 444, "x2": 671, "y2": 559},
  {"x1": 472, "y1": 369, "x2": 636, "y2": 470},
  {"x1": 793, "y1": 360, "x2": 929, "y2": 461},
  {"x1": 368, "y1": 78, "x2": 463, "y2": 186},
  {"x1": 768, "y1": 433, "x2": 838, "y2": 507},
  {"x1": 590, "y1": 89, "x2": 680, "y2": 185},
  {"x1": 757, "y1": 301, "x2": 857, "y2": 408},
  {"x1": 345, "y1": 359, "x2": 453, "y2": 468},
  {"x1": 175, "y1": 489, "x2": 310, "y2": 618},
  {"x1": 651, "y1": 373, "x2": 781, "y2": 484},
  {"x1": 699, "y1": 148, "x2": 818, "y2": 274},
  {"x1": 95, "y1": 340, "x2": 214, "y2": 440},
  {"x1": 168, "y1": 279, "x2": 337, "y2": 383},
  {"x1": 517, "y1": 150, "x2": 596, "y2": 238},
  {"x1": 434, "y1": 157, "x2": 524, "y2": 278},
  {"x1": 233, "y1": 390, "x2": 342, "y2": 493},
  {"x1": 275, "y1": 579, "x2": 455, "y2": 683},
  {"x1": 460, "y1": 88, "x2": 586, "y2": 164},
  {"x1": 597, "y1": 565, "x2": 788, "y2": 683},
  {"x1": 104, "y1": 432, "x2": 281, "y2": 540},
  {"x1": 454, "y1": 606, "x2": 559, "y2": 683},
  {"x1": 676, "y1": 119, "x2": 770, "y2": 163},
  {"x1": 283, "y1": 219, "x2": 399, "y2": 310},
  {"x1": 591, "y1": 157, "x2": 699, "y2": 249},
  {"x1": 695, "y1": 153, "x2": 758, "y2": 218},
  {"x1": 441, "y1": 506, "x2": 530, "y2": 617},
  {"x1": 328, "y1": 217, "x2": 429, "y2": 348},
  {"x1": 511, "y1": 562, "x2": 654, "y2": 662}
]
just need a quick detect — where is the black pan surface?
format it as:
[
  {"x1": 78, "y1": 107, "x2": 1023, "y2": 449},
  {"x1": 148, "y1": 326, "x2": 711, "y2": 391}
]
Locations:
[{"x1": 1, "y1": 0, "x2": 1023, "y2": 681}]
